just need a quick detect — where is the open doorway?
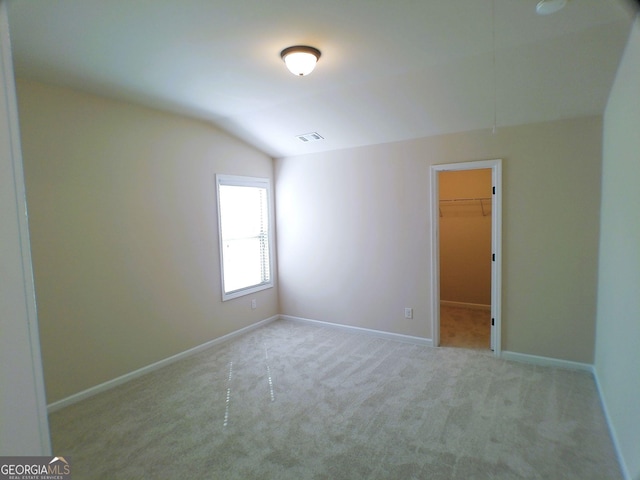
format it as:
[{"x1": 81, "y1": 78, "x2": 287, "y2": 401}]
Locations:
[
  {"x1": 430, "y1": 160, "x2": 502, "y2": 356},
  {"x1": 439, "y1": 169, "x2": 492, "y2": 349}
]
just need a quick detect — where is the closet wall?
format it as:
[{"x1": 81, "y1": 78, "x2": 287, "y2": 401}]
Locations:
[{"x1": 439, "y1": 169, "x2": 492, "y2": 306}]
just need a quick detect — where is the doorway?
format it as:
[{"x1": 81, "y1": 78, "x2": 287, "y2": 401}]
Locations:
[
  {"x1": 439, "y1": 168, "x2": 492, "y2": 349},
  {"x1": 430, "y1": 160, "x2": 502, "y2": 356}
]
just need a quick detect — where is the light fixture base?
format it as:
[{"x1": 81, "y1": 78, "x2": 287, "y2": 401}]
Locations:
[{"x1": 280, "y1": 45, "x2": 321, "y2": 76}]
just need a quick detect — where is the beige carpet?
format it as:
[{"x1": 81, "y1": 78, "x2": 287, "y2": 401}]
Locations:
[
  {"x1": 49, "y1": 319, "x2": 622, "y2": 479},
  {"x1": 440, "y1": 305, "x2": 491, "y2": 350}
]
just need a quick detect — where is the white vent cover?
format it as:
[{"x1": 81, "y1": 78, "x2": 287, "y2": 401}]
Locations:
[{"x1": 296, "y1": 132, "x2": 324, "y2": 143}]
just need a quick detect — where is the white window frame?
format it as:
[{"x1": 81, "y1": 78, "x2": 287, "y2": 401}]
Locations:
[{"x1": 216, "y1": 174, "x2": 274, "y2": 301}]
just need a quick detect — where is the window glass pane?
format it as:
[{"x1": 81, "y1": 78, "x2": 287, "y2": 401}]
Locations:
[
  {"x1": 219, "y1": 185, "x2": 266, "y2": 239},
  {"x1": 222, "y1": 237, "x2": 264, "y2": 293},
  {"x1": 217, "y1": 177, "x2": 272, "y2": 299}
]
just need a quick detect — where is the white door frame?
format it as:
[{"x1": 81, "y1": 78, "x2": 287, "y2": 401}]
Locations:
[
  {"x1": 0, "y1": 0, "x2": 51, "y2": 454},
  {"x1": 430, "y1": 159, "x2": 502, "y2": 356}
]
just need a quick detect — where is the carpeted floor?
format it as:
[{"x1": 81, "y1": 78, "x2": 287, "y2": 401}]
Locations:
[
  {"x1": 440, "y1": 305, "x2": 491, "y2": 350},
  {"x1": 49, "y1": 319, "x2": 622, "y2": 479}
]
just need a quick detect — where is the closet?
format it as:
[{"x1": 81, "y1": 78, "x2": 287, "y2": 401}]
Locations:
[{"x1": 438, "y1": 169, "x2": 492, "y2": 349}]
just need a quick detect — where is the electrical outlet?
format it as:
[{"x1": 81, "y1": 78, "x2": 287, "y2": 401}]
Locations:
[
  {"x1": 251, "y1": 299, "x2": 257, "y2": 310},
  {"x1": 404, "y1": 307, "x2": 413, "y2": 319}
]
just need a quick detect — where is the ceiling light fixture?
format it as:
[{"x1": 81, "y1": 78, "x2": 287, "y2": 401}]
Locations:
[
  {"x1": 280, "y1": 46, "x2": 321, "y2": 76},
  {"x1": 535, "y1": 0, "x2": 567, "y2": 15}
]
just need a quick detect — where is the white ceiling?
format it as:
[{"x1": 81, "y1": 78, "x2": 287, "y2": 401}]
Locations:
[{"x1": 7, "y1": 0, "x2": 636, "y2": 158}]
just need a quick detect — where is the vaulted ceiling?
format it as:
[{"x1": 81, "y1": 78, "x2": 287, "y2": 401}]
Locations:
[{"x1": 7, "y1": 0, "x2": 635, "y2": 158}]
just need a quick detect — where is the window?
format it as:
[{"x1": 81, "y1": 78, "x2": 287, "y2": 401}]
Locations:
[{"x1": 216, "y1": 175, "x2": 273, "y2": 300}]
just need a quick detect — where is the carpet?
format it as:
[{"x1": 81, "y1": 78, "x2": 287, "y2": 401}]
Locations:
[{"x1": 49, "y1": 319, "x2": 622, "y2": 479}]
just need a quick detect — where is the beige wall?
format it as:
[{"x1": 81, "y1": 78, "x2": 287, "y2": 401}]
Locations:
[
  {"x1": 276, "y1": 115, "x2": 602, "y2": 363},
  {"x1": 595, "y1": 15, "x2": 640, "y2": 480},
  {"x1": 16, "y1": 79, "x2": 279, "y2": 403},
  {"x1": 439, "y1": 169, "x2": 492, "y2": 306},
  {"x1": 15, "y1": 76, "x2": 609, "y2": 402}
]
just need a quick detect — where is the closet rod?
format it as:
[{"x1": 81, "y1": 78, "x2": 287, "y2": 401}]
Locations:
[
  {"x1": 439, "y1": 197, "x2": 492, "y2": 217},
  {"x1": 439, "y1": 197, "x2": 492, "y2": 203}
]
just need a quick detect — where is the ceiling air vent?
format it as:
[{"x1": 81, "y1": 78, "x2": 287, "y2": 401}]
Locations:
[{"x1": 296, "y1": 132, "x2": 324, "y2": 143}]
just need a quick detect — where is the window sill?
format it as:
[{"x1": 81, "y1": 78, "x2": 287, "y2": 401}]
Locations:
[{"x1": 222, "y1": 282, "x2": 273, "y2": 301}]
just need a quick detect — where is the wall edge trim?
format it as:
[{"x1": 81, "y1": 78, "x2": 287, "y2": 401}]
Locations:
[
  {"x1": 501, "y1": 350, "x2": 593, "y2": 372},
  {"x1": 46, "y1": 314, "x2": 629, "y2": 477},
  {"x1": 279, "y1": 314, "x2": 433, "y2": 347},
  {"x1": 593, "y1": 367, "x2": 632, "y2": 480},
  {"x1": 502, "y1": 352, "x2": 629, "y2": 477},
  {"x1": 47, "y1": 315, "x2": 280, "y2": 413}
]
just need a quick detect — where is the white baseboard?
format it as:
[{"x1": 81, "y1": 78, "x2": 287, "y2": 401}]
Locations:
[
  {"x1": 500, "y1": 351, "x2": 630, "y2": 478},
  {"x1": 47, "y1": 315, "x2": 279, "y2": 413},
  {"x1": 440, "y1": 300, "x2": 491, "y2": 311},
  {"x1": 500, "y1": 351, "x2": 594, "y2": 373},
  {"x1": 46, "y1": 313, "x2": 630, "y2": 479},
  {"x1": 279, "y1": 314, "x2": 433, "y2": 347},
  {"x1": 593, "y1": 369, "x2": 632, "y2": 480}
]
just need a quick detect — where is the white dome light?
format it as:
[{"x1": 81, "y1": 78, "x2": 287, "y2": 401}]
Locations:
[{"x1": 281, "y1": 46, "x2": 321, "y2": 76}]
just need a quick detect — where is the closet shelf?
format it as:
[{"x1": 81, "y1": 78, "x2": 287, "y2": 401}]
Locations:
[{"x1": 439, "y1": 197, "x2": 492, "y2": 217}]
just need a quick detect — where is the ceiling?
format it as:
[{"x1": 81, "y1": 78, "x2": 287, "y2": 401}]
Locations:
[{"x1": 7, "y1": 0, "x2": 636, "y2": 158}]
